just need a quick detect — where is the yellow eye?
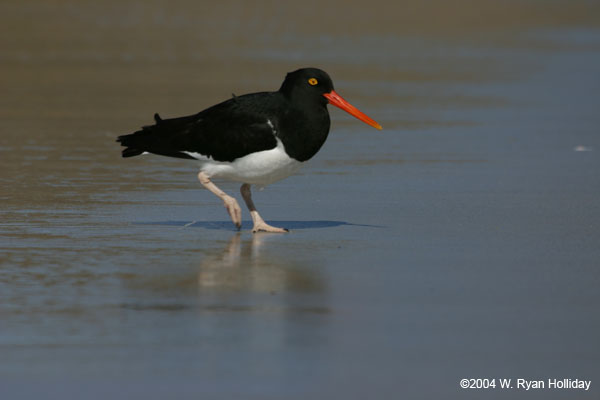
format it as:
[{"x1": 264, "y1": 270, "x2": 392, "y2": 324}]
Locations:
[{"x1": 308, "y1": 78, "x2": 318, "y2": 86}]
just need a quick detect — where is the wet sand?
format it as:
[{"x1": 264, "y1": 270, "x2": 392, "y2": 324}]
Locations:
[{"x1": 1, "y1": 1, "x2": 600, "y2": 399}]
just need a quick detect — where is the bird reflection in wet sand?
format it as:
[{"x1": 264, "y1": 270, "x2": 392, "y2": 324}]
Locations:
[
  {"x1": 197, "y1": 233, "x2": 324, "y2": 296},
  {"x1": 118, "y1": 233, "x2": 327, "y2": 313}
]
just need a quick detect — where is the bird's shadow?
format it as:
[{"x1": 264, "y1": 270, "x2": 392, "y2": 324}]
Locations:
[{"x1": 134, "y1": 220, "x2": 382, "y2": 231}]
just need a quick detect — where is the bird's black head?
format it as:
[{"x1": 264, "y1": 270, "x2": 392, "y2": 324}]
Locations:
[
  {"x1": 279, "y1": 67, "x2": 382, "y2": 130},
  {"x1": 278, "y1": 68, "x2": 334, "y2": 105}
]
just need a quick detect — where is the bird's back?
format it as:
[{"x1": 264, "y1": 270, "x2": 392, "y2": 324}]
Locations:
[{"x1": 117, "y1": 92, "x2": 283, "y2": 162}]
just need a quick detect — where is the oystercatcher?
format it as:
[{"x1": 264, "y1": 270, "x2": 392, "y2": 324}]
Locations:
[{"x1": 117, "y1": 68, "x2": 382, "y2": 233}]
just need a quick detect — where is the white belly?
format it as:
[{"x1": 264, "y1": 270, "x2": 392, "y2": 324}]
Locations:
[{"x1": 187, "y1": 139, "x2": 303, "y2": 186}]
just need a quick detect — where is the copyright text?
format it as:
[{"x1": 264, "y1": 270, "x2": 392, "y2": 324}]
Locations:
[{"x1": 459, "y1": 378, "x2": 591, "y2": 391}]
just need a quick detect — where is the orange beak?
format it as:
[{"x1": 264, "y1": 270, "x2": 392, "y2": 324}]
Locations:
[{"x1": 323, "y1": 90, "x2": 382, "y2": 130}]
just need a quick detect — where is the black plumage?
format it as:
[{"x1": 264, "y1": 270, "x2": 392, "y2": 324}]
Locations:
[{"x1": 117, "y1": 68, "x2": 335, "y2": 163}]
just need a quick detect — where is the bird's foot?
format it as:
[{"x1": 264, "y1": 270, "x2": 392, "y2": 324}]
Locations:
[
  {"x1": 222, "y1": 195, "x2": 242, "y2": 229},
  {"x1": 252, "y1": 221, "x2": 289, "y2": 234}
]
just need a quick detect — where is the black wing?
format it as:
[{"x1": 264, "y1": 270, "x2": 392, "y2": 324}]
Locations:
[{"x1": 117, "y1": 92, "x2": 281, "y2": 162}]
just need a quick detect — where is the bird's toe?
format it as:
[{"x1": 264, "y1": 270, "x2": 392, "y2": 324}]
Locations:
[
  {"x1": 252, "y1": 223, "x2": 289, "y2": 233},
  {"x1": 223, "y1": 196, "x2": 242, "y2": 228}
]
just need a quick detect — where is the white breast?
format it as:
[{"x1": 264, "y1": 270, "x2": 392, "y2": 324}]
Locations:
[{"x1": 186, "y1": 138, "x2": 303, "y2": 186}]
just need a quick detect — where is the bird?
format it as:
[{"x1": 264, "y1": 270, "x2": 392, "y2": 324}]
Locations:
[{"x1": 117, "y1": 68, "x2": 382, "y2": 233}]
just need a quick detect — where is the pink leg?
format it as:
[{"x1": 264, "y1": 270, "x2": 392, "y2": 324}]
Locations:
[
  {"x1": 198, "y1": 171, "x2": 242, "y2": 229},
  {"x1": 240, "y1": 184, "x2": 288, "y2": 233}
]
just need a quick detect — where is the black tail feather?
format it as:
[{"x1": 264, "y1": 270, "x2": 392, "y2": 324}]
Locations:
[
  {"x1": 117, "y1": 112, "x2": 201, "y2": 160},
  {"x1": 116, "y1": 131, "x2": 147, "y2": 158},
  {"x1": 120, "y1": 146, "x2": 145, "y2": 158}
]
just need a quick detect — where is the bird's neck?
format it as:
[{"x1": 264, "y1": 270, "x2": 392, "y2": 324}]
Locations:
[{"x1": 278, "y1": 103, "x2": 331, "y2": 162}]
